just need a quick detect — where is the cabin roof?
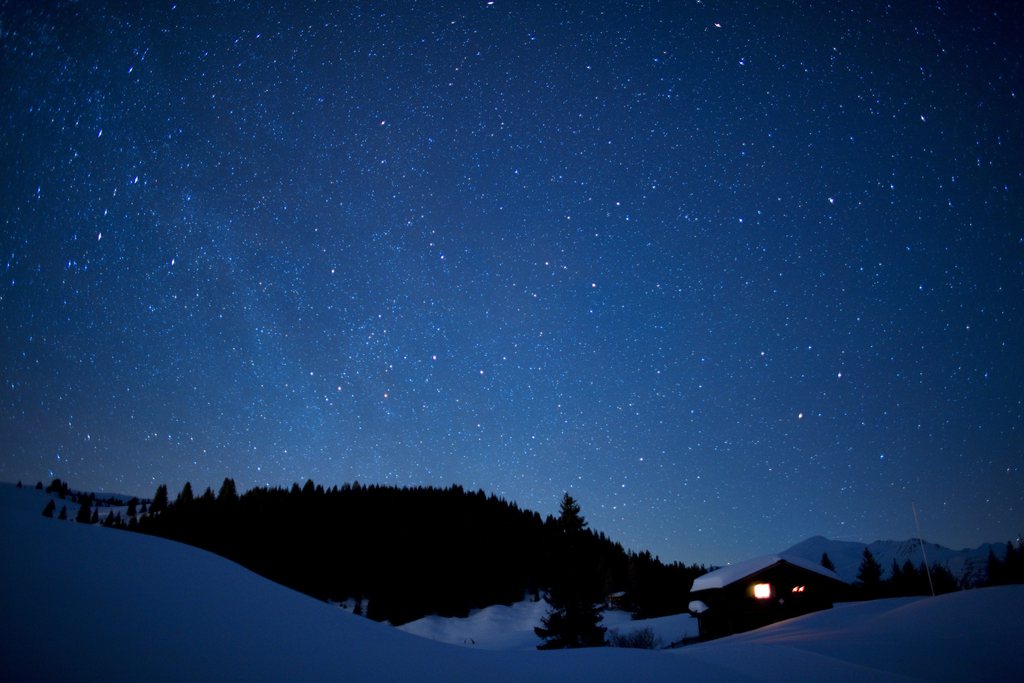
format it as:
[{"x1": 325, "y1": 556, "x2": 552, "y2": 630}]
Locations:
[{"x1": 690, "y1": 554, "x2": 845, "y2": 592}]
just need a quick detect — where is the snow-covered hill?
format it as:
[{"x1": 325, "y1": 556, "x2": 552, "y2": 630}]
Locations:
[
  {"x1": 3, "y1": 483, "x2": 1023, "y2": 681},
  {"x1": 784, "y1": 535, "x2": 1003, "y2": 585},
  {"x1": 398, "y1": 599, "x2": 698, "y2": 650}
]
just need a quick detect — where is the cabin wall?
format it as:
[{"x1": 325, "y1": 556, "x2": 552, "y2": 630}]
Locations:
[{"x1": 690, "y1": 564, "x2": 844, "y2": 640}]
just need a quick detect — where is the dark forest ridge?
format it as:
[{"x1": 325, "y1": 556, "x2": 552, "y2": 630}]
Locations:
[{"x1": 38, "y1": 477, "x2": 707, "y2": 625}]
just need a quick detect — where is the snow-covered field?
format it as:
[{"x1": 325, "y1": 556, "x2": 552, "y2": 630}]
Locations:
[
  {"x1": 397, "y1": 598, "x2": 698, "y2": 650},
  {"x1": 2, "y1": 483, "x2": 1022, "y2": 681}
]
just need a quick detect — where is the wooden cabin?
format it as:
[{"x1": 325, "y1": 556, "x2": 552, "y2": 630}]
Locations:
[{"x1": 688, "y1": 554, "x2": 847, "y2": 640}]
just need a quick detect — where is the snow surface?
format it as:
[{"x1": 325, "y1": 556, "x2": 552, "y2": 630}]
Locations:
[
  {"x1": 691, "y1": 553, "x2": 844, "y2": 591},
  {"x1": 3, "y1": 483, "x2": 1023, "y2": 681},
  {"x1": 398, "y1": 599, "x2": 698, "y2": 650}
]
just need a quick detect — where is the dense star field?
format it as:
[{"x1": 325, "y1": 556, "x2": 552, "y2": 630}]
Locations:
[{"x1": 1, "y1": 1, "x2": 1021, "y2": 565}]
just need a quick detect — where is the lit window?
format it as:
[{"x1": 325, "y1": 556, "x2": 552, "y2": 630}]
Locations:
[
  {"x1": 791, "y1": 585, "x2": 806, "y2": 593},
  {"x1": 753, "y1": 583, "x2": 772, "y2": 599}
]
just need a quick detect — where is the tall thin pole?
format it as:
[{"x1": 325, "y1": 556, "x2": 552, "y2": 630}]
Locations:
[{"x1": 912, "y1": 502, "x2": 936, "y2": 597}]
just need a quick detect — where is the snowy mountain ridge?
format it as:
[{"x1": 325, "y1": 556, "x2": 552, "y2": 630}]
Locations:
[{"x1": 783, "y1": 535, "x2": 1005, "y2": 585}]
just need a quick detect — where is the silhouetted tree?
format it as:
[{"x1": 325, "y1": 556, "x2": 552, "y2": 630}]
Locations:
[
  {"x1": 127, "y1": 497, "x2": 138, "y2": 517},
  {"x1": 535, "y1": 493, "x2": 606, "y2": 649},
  {"x1": 151, "y1": 484, "x2": 169, "y2": 514},
  {"x1": 984, "y1": 542, "x2": 1024, "y2": 587},
  {"x1": 76, "y1": 498, "x2": 93, "y2": 523},
  {"x1": 821, "y1": 552, "x2": 836, "y2": 572},
  {"x1": 218, "y1": 478, "x2": 238, "y2": 504},
  {"x1": 46, "y1": 479, "x2": 69, "y2": 499},
  {"x1": 986, "y1": 548, "x2": 1002, "y2": 585},
  {"x1": 928, "y1": 563, "x2": 958, "y2": 594},
  {"x1": 555, "y1": 493, "x2": 587, "y2": 535},
  {"x1": 42, "y1": 500, "x2": 56, "y2": 518},
  {"x1": 58, "y1": 505, "x2": 67, "y2": 520},
  {"x1": 35, "y1": 481, "x2": 44, "y2": 490},
  {"x1": 1009, "y1": 541, "x2": 1024, "y2": 584},
  {"x1": 176, "y1": 482, "x2": 194, "y2": 507},
  {"x1": 855, "y1": 548, "x2": 883, "y2": 598}
]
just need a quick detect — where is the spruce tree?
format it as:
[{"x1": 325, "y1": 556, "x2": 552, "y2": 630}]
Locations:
[
  {"x1": 218, "y1": 478, "x2": 238, "y2": 504},
  {"x1": 175, "y1": 482, "x2": 194, "y2": 507},
  {"x1": 76, "y1": 498, "x2": 93, "y2": 523},
  {"x1": 820, "y1": 552, "x2": 836, "y2": 572},
  {"x1": 42, "y1": 499, "x2": 56, "y2": 518},
  {"x1": 855, "y1": 548, "x2": 883, "y2": 598},
  {"x1": 535, "y1": 493, "x2": 606, "y2": 649},
  {"x1": 888, "y1": 560, "x2": 904, "y2": 596},
  {"x1": 58, "y1": 505, "x2": 67, "y2": 520},
  {"x1": 151, "y1": 484, "x2": 169, "y2": 514}
]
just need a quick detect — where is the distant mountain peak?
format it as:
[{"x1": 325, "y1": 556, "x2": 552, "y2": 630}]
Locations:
[{"x1": 782, "y1": 536, "x2": 1005, "y2": 585}]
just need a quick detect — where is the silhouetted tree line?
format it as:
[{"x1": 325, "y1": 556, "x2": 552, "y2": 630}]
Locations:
[
  {"x1": 985, "y1": 540, "x2": 1024, "y2": 586},
  {"x1": 39, "y1": 479, "x2": 139, "y2": 529},
  {"x1": 130, "y1": 478, "x2": 706, "y2": 625},
  {"x1": 850, "y1": 547, "x2": 964, "y2": 599}
]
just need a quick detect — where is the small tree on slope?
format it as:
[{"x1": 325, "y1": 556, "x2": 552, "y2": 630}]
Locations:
[
  {"x1": 855, "y1": 547, "x2": 883, "y2": 599},
  {"x1": 821, "y1": 552, "x2": 836, "y2": 572}
]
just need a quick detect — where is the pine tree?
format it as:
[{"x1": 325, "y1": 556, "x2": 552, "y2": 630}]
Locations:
[
  {"x1": 175, "y1": 482, "x2": 194, "y2": 507},
  {"x1": 150, "y1": 484, "x2": 169, "y2": 514},
  {"x1": 1010, "y1": 540, "x2": 1024, "y2": 584},
  {"x1": 855, "y1": 548, "x2": 883, "y2": 598},
  {"x1": 58, "y1": 505, "x2": 67, "y2": 520},
  {"x1": 218, "y1": 478, "x2": 238, "y2": 504},
  {"x1": 76, "y1": 498, "x2": 93, "y2": 523},
  {"x1": 888, "y1": 560, "x2": 904, "y2": 596},
  {"x1": 42, "y1": 500, "x2": 56, "y2": 518},
  {"x1": 556, "y1": 493, "x2": 588, "y2": 535},
  {"x1": 127, "y1": 497, "x2": 138, "y2": 517},
  {"x1": 928, "y1": 563, "x2": 958, "y2": 594},
  {"x1": 820, "y1": 552, "x2": 836, "y2": 572},
  {"x1": 535, "y1": 493, "x2": 606, "y2": 649}
]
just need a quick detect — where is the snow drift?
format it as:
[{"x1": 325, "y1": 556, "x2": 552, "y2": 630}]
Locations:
[{"x1": 2, "y1": 484, "x2": 1022, "y2": 681}]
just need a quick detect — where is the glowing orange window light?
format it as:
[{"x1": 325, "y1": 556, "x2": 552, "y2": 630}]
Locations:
[
  {"x1": 791, "y1": 585, "x2": 806, "y2": 593},
  {"x1": 753, "y1": 583, "x2": 772, "y2": 599}
]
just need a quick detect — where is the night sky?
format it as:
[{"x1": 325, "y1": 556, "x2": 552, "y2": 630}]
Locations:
[{"x1": 2, "y1": 1, "x2": 1022, "y2": 566}]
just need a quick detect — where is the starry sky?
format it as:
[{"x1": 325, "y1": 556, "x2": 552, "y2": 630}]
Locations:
[{"x1": 2, "y1": 1, "x2": 1022, "y2": 566}]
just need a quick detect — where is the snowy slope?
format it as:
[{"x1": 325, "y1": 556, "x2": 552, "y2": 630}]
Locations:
[
  {"x1": 3, "y1": 483, "x2": 1023, "y2": 682},
  {"x1": 784, "y1": 535, "x2": 1002, "y2": 585},
  {"x1": 398, "y1": 599, "x2": 698, "y2": 650}
]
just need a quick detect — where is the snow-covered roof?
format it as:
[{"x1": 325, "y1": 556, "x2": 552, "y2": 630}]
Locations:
[{"x1": 690, "y1": 554, "x2": 845, "y2": 592}]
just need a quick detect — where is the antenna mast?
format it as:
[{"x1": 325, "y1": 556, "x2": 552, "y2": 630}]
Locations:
[{"x1": 912, "y1": 502, "x2": 936, "y2": 597}]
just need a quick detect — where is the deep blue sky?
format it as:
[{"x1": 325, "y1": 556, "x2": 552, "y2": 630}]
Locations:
[{"x1": 2, "y1": 1, "x2": 1021, "y2": 565}]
